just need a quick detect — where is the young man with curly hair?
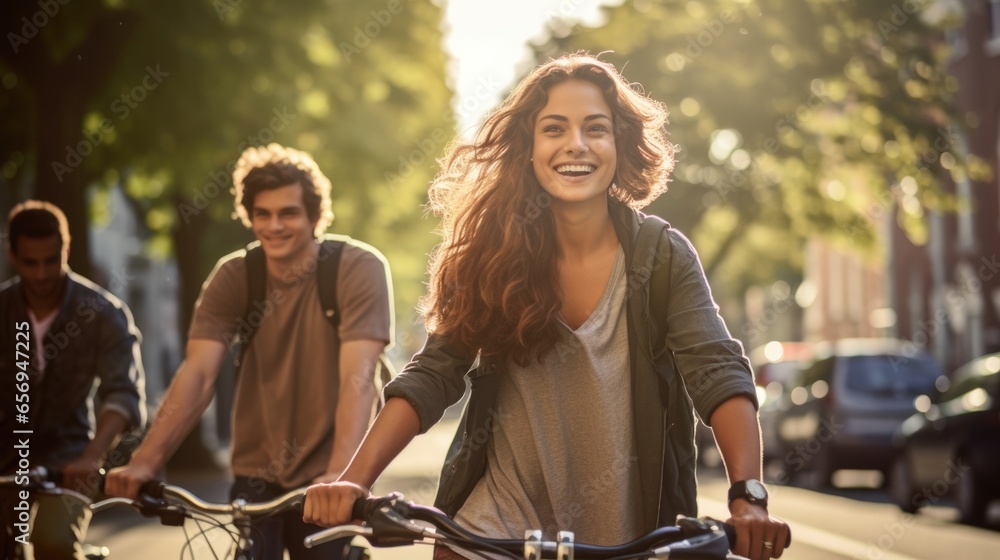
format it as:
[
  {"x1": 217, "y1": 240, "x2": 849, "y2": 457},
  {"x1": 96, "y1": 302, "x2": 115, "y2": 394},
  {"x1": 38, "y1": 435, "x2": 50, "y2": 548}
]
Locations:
[{"x1": 108, "y1": 144, "x2": 394, "y2": 560}]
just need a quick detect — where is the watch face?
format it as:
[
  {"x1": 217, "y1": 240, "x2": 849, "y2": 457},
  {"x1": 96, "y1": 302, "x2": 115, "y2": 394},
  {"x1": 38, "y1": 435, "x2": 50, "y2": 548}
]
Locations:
[{"x1": 747, "y1": 480, "x2": 767, "y2": 500}]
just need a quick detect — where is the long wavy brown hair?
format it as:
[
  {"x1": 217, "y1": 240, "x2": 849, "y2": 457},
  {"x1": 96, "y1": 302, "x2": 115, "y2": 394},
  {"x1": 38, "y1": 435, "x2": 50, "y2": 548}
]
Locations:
[{"x1": 422, "y1": 53, "x2": 676, "y2": 366}]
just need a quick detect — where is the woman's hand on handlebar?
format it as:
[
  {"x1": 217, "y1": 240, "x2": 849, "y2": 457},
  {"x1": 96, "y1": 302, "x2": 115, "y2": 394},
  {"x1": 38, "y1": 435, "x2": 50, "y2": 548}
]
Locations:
[
  {"x1": 104, "y1": 463, "x2": 157, "y2": 500},
  {"x1": 727, "y1": 500, "x2": 790, "y2": 560},
  {"x1": 303, "y1": 481, "x2": 369, "y2": 527}
]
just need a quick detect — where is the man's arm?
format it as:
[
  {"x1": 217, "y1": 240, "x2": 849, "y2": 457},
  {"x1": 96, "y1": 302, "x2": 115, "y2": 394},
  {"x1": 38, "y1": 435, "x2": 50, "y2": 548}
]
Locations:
[
  {"x1": 66, "y1": 299, "x2": 145, "y2": 494},
  {"x1": 62, "y1": 408, "x2": 128, "y2": 494},
  {"x1": 314, "y1": 339, "x2": 385, "y2": 483},
  {"x1": 105, "y1": 339, "x2": 227, "y2": 499}
]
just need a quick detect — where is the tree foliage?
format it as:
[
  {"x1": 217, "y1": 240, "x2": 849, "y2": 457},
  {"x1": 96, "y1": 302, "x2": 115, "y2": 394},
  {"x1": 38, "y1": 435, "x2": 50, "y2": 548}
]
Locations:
[
  {"x1": 1, "y1": 0, "x2": 453, "y2": 341},
  {"x1": 533, "y1": 0, "x2": 988, "y2": 298}
]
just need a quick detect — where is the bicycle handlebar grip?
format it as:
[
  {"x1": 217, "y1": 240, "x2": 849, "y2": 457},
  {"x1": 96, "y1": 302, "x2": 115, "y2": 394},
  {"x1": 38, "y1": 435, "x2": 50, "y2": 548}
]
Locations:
[
  {"x1": 45, "y1": 467, "x2": 63, "y2": 486},
  {"x1": 350, "y1": 494, "x2": 397, "y2": 522},
  {"x1": 351, "y1": 496, "x2": 369, "y2": 522},
  {"x1": 139, "y1": 479, "x2": 167, "y2": 499}
]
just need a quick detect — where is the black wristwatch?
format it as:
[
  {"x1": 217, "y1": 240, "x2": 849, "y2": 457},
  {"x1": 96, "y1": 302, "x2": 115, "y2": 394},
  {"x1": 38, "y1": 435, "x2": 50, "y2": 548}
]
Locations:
[{"x1": 728, "y1": 479, "x2": 768, "y2": 509}]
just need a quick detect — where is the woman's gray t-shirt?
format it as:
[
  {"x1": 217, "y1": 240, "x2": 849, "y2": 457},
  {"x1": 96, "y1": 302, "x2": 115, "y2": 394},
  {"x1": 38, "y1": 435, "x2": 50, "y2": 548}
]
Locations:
[{"x1": 453, "y1": 246, "x2": 642, "y2": 551}]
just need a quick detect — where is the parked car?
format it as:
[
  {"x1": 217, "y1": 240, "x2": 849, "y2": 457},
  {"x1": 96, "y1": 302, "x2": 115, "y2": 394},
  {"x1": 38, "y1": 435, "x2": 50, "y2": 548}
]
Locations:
[
  {"x1": 751, "y1": 342, "x2": 814, "y2": 465},
  {"x1": 774, "y1": 339, "x2": 941, "y2": 488},
  {"x1": 695, "y1": 341, "x2": 811, "y2": 469},
  {"x1": 751, "y1": 341, "x2": 814, "y2": 388},
  {"x1": 890, "y1": 352, "x2": 1000, "y2": 525}
]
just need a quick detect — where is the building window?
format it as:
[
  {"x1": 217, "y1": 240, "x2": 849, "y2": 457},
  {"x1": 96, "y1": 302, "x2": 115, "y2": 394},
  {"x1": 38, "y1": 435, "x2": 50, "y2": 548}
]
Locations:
[
  {"x1": 945, "y1": 26, "x2": 967, "y2": 59},
  {"x1": 992, "y1": 1, "x2": 1000, "y2": 37},
  {"x1": 951, "y1": 126, "x2": 978, "y2": 252},
  {"x1": 989, "y1": 0, "x2": 1000, "y2": 55}
]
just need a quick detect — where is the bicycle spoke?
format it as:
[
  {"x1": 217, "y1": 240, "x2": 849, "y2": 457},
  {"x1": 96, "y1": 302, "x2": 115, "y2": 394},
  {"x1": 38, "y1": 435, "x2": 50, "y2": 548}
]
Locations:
[
  {"x1": 192, "y1": 515, "x2": 223, "y2": 560},
  {"x1": 178, "y1": 512, "x2": 240, "y2": 560},
  {"x1": 181, "y1": 522, "x2": 194, "y2": 560}
]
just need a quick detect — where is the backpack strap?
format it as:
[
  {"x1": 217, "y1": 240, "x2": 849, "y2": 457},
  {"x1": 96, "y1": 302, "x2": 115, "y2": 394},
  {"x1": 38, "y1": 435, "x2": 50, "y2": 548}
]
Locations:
[
  {"x1": 632, "y1": 213, "x2": 673, "y2": 404},
  {"x1": 233, "y1": 238, "x2": 346, "y2": 368},
  {"x1": 315, "y1": 237, "x2": 394, "y2": 411},
  {"x1": 633, "y1": 213, "x2": 672, "y2": 332},
  {"x1": 231, "y1": 242, "x2": 266, "y2": 367},
  {"x1": 645, "y1": 216, "x2": 672, "y2": 341},
  {"x1": 316, "y1": 238, "x2": 347, "y2": 327},
  {"x1": 233, "y1": 237, "x2": 394, "y2": 409}
]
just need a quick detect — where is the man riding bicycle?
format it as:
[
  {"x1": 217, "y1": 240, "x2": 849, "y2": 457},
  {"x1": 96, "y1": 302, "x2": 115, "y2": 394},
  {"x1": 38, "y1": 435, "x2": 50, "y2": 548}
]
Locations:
[
  {"x1": 1, "y1": 201, "x2": 146, "y2": 560},
  {"x1": 107, "y1": 144, "x2": 394, "y2": 560}
]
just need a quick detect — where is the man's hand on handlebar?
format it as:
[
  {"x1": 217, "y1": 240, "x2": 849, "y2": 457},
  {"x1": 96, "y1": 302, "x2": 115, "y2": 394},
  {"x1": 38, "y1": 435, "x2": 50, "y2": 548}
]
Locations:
[
  {"x1": 303, "y1": 481, "x2": 369, "y2": 527},
  {"x1": 105, "y1": 463, "x2": 158, "y2": 500},
  {"x1": 61, "y1": 454, "x2": 102, "y2": 496}
]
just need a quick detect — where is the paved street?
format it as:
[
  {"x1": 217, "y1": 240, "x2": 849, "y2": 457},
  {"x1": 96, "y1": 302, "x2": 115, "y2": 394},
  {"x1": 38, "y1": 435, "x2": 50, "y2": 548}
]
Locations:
[{"x1": 84, "y1": 417, "x2": 1000, "y2": 559}]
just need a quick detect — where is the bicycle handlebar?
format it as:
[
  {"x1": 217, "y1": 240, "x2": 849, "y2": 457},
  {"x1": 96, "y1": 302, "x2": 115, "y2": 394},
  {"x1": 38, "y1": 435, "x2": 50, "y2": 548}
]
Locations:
[
  {"x1": 90, "y1": 480, "x2": 305, "y2": 521},
  {"x1": 1, "y1": 470, "x2": 306, "y2": 522},
  {"x1": 306, "y1": 493, "x2": 740, "y2": 559},
  {"x1": 0, "y1": 466, "x2": 58, "y2": 488}
]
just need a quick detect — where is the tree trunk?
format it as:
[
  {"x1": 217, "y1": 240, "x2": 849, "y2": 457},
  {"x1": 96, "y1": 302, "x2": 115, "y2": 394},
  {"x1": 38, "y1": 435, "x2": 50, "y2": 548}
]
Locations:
[
  {"x1": 0, "y1": 5, "x2": 139, "y2": 277},
  {"x1": 173, "y1": 194, "x2": 211, "y2": 343},
  {"x1": 34, "y1": 83, "x2": 94, "y2": 278},
  {"x1": 164, "y1": 193, "x2": 220, "y2": 468}
]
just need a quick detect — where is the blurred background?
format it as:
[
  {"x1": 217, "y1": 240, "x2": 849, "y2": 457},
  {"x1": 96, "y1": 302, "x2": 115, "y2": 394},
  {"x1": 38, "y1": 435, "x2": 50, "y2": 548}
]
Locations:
[{"x1": 2, "y1": 0, "x2": 1000, "y2": 558}]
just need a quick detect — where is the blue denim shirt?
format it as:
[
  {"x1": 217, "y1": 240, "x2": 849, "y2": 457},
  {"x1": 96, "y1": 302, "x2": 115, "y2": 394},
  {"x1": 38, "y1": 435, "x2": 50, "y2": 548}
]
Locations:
[{"x1": 0, "y1": 272, "x2": 146, "y2": 471}]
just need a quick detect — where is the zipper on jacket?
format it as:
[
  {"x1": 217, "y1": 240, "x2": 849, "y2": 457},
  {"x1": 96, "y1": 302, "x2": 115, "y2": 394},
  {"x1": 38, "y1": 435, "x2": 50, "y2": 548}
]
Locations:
[
  {"x1": 640, "y1": 288, "x2": 662, "y2": 365},
  {"x1": 656, "y1": 414, "x2": 671, "y2": 526}
]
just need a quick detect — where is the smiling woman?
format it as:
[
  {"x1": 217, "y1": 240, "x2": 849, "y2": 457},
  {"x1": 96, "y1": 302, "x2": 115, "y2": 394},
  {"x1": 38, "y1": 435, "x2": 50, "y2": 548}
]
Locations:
[
  {"x1": 304, "y1": 53, "x2": 791, "y2": 560},
  {"x1": 423, "y1": 54, "x2": 674, "y2": 365},
  {"x1": 532, "y1": 80, "x2": 617, "y2": 207}
]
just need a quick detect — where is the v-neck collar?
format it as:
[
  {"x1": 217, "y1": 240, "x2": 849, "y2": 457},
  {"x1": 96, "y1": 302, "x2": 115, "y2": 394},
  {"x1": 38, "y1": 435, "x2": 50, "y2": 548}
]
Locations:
[{"x1": 557, "y1": 244, "x2": 624, "y2": 333}]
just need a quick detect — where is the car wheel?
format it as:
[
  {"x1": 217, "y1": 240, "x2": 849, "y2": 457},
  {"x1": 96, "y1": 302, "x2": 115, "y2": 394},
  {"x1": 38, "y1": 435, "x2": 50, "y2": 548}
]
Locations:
[
  {"x1": 955, "y1": 461, "x2": 987, "y2": 526},
  {"x1": 890, "y1": 455, "x2": 920, "y2": 514}
]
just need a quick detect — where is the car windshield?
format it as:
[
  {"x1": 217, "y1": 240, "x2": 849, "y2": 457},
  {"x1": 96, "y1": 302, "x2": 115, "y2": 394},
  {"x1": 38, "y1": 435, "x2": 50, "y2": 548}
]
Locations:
[{"x1": 845, "y1": 355, "x2": 939, "y2": 396}]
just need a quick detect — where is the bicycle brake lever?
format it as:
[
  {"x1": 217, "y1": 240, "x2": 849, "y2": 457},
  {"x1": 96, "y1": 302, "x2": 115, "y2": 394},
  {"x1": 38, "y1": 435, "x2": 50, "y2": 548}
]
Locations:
[
  {"x1": 304, "y1": 526, "x2": 373, "y2": 548},
  {"x1": 136, "y1": 495, "x2": 185, "y2": 526},
  {"x1": 366, "y1": 501, "x2": 426, "y2": 544},
  {"x1": 352, "y1": 491, "x2": 410, "y2": 521}
]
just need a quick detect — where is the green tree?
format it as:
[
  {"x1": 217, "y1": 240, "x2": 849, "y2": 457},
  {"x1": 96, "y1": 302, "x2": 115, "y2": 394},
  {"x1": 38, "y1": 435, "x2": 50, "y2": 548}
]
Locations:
[
  {"x1": 2, "y1": 0, "x2": 453, "y2": 344},
  {"x1": 534, "y1": 0, "x2": 987, "y2": 301},
  {"x1": 3, "y1": 0, "x2": 452, "y2": 464}
]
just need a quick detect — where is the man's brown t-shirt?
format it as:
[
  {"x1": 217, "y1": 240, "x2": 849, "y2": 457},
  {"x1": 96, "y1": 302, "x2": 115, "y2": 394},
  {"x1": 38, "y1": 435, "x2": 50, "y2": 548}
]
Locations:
[{"x1": 189, "y1": 239, "x2": 392, "y2": 488}]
